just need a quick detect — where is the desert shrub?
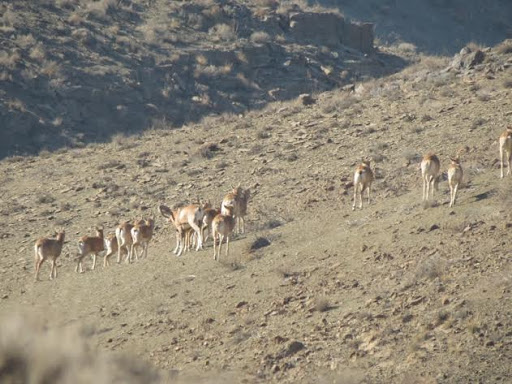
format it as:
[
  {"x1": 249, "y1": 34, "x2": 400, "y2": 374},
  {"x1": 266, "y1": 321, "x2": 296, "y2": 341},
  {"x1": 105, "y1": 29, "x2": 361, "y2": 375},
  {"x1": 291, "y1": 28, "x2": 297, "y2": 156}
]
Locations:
[
  {"x1": 40, "y1": 61, "x2": 61, "y2": 78},
  {"x1": 0, "y1": 314, "x2": 161, "y2": 384},
  {"x1": 250, "y1": 31, "x2": 271, "y2": 44},
  {"x1": 414, "y1": 255, "x2": 446, "y2": 281},
  {"x1": 496, "y1": 40, "x2": 512, "y2": 55},
  {"x1": 476, "y1": 90, "x2": 491, "y2": 102},
  {"x1": 208, "y1": 23, "x2": 236, "y2": 41},
  {"x1": 29, "y1": 44, "x2": 46, "y2": 62},
  {"x1": 314, "y1": 297, "x2": 332, "y2": 312},
  {"x1": 397, "y1": 42, "x2": 417, "y2": 54},
  {"x1": 321, "y1": 95, "x2": 359, "y2": 114},
  {"x1": 502, "y1": 77, "x2": 512, "y2": 89},
  {"x1": 67, "y1": 12, "x2": 84, "y2": 25},
  {"x1": 84, "y1": 0, "x2": 118, "y2": 20},
  {"x1": 0, "y1": 50, "x2": 21, "y2": 69}
]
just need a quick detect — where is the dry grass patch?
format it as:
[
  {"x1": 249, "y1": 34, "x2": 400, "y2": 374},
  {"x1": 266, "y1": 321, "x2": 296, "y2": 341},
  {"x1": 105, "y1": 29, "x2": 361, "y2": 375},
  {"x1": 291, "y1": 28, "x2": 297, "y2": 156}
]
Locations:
[
  {"x1": 0, "y1": 314, "x2": 161, "y2": 384},
  {"x1": 29, "y1": 43, "x2": 46, "y2": 62},
  {"x1": 56, "y1": 0, "x2": 78, "y2": 8},
  {"x1": 208, "y1": 23, "x2": 236, "y2": 42},
  {"x1": 67, "y1": 12, "x2": 84, "y2": 25},
  {"x1": 15, "y1": 34, "x2": 36, "y2": 49},
  {"x1": 0, "y1": 50, "x2": 22, "y2": 69},
  {"x1": 40, "y1": 60, "x2": 61, "y2": 78},
  {"x1": 250, "y1": 31, "x2": 271, "y2": 44},
  {"x1": 502, "y1": 77, "x2": 512, "y2": 89},
  {"x1": 84, "y1": 0, "x2": 118, "y2": 20},
  {"x1": 496, "y1": 39, "x2": 512, "y2": 55},
  {"x1": 314, "y1": 297, "x2": 332, "y2": 312},
  {"x1": 321, "y1": 94, "x2": 359, "y2": 114}
]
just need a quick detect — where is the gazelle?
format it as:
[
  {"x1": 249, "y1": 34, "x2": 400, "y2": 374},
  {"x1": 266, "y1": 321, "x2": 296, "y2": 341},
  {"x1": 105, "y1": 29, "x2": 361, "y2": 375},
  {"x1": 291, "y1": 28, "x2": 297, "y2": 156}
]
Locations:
[
  {"x1": 352, "y1": 159, "x2": 374, "y2": 210},
  {"x1": 131, "y1": 218, "x2": 155, "y2": 261},
  {"x1": 447, "y1": 155, "x2": 463, "y2": 207},
  {"x1": 202, "y1": 206, "x2": 221, "y2": 243},
  {"x1": 76, "y1": 227, "x2": 104, "y2": 273},
  {"x1": 115, "y1": 221, "x2": 133, "y2": 264},
  {"x1": 221, "y1": 185, "x2": 250, "y2": 234},
  {"x1": 159, "y1": 203, "x2": 204, "y2": 256},
  {"x1": 499, "y1": 127, "x2": 512, "y2": 178},
  {"x1": 420, "y1": 153, "x2": 441, "y2": 201},
  {"x1": 212, "y1": 205, "x2": 236, "y2": 261},
  {"x1": 103, "y1": 232, "x2": 118, "y2": 267},
  {"x1": 34, "y1": 230, "x2": 65, "y2": 281}
]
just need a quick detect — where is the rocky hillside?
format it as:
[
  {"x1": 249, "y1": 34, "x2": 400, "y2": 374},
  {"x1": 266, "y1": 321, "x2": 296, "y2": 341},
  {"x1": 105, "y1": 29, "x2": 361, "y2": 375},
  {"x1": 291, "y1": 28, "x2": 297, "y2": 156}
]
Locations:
[
  {"x1": 319, "y1": 0, "x2": 512, "y2": 54},
  {"x1": 1, "y1": 40, "x2": 512, "y2": 383},
  {"x1": 0, "y1": 0, "x2": 407, "y2": 159}
]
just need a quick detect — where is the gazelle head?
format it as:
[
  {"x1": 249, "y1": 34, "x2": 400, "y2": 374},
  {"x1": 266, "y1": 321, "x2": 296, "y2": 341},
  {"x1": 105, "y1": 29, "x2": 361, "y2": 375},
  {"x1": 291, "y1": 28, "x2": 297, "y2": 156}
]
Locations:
[{"x1": 362, "y1": 157, "x2": 371, "y2": 167}]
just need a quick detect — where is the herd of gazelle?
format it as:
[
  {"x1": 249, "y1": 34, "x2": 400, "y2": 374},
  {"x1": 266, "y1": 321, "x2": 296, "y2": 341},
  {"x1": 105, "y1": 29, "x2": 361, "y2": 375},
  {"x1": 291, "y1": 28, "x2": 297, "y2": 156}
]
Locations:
[
  {"x1": 32, "y1": 127, "x2": 512, "y2": 281},
  {"x1": 33, "y1": 185, "x2": 251, "y2": 280},
  {"x1": 352, "y1": 127, "x2": 512, "y2": 210}
]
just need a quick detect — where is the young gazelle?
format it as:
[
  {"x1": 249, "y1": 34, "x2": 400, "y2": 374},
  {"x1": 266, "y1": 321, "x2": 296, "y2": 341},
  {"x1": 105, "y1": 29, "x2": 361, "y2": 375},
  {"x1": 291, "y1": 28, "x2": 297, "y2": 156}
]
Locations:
[
  {"x1": 103, "y1": 232, "x2": 118, "y2": 268},
  {"x1": 352, "y1": 159, "x2": 374, "y2": 210},
  {"x1": 212, "y1": 205, "x2": 236, "y2": 261},
  {"x1": 499, "y1": 127, "x2": 512, "y2": 178},
  {"x1": 115, "y1": 221, "x2": 133, "y2": 264},
  {"x1": 202, "y1": 206, "x2": 221, "y2": 243},
  {"x1": 130, "y1": 218, "x2": 155, "y2": 261},
  {"x1": 420, "y1": 153, "x2": 441, "y2": 201},
  {"x1": 447, "y1": 156, "x2": 463, "y2": 207},
  {"x1": 34, "y1": 230, "x2": 65, "y2": 281},
  {"x1": 76, "y1": 227, "x2": 104, "y2": 273},
  {"x1": 221, "y1": 185, "x2": 250, "y2": 234}
]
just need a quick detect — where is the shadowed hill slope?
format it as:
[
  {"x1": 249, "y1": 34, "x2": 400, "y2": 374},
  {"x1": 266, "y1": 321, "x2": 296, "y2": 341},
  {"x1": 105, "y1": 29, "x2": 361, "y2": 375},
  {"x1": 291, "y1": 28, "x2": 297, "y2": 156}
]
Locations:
[
  {"x1": 316, "y1": 0, "x2": 512, "y2": 54},
  {"x1": 0, "y1": 0, "x2": 406, "y2": 159}
]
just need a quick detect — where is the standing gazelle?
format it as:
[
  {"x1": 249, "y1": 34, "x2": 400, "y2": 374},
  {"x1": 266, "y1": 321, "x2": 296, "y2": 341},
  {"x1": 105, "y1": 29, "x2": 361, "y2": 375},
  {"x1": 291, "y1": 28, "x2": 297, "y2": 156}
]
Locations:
[
  {"x1": 499, "y1": 127, "x2": 512, "y2": 178},
  {"x1": 212, "y1": 205, "x2": 236, "y2": 261},
  {"x1": 352, "y1": 159, "x2": 374, "y2": 210},
  {"x1": 421, "y1": 153, "x2": 441, "y2": 201},
  {"x1": 34, "y1": 230, "x2": 65, "y2": 281},
  {"x1": 103, "y1": 232, "x2": 118, "y2": 268},
  {"x1": 76, "y1": 227, "x2": 104, "y2": 273},
  {"x1": 447, "y1": 156, "x2": 463, "y2": 207},
  {"x1": 131, "y1": 218, "x2": 155, "y2": 261}
]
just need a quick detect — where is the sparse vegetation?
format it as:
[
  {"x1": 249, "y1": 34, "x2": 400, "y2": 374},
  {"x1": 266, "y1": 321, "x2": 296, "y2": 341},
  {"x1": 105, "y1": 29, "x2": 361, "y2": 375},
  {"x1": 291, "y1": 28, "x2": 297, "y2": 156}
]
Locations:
[{"x1": 250, "y1": 31, "x2": 271, "y2": 44}]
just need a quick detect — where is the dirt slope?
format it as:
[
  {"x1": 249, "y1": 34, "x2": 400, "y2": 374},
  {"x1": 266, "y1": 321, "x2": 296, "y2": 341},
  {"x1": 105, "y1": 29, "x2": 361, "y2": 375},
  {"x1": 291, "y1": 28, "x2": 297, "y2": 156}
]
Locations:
[{"x1": 1, "y1": 42, "x2": 512, "y2": 382}]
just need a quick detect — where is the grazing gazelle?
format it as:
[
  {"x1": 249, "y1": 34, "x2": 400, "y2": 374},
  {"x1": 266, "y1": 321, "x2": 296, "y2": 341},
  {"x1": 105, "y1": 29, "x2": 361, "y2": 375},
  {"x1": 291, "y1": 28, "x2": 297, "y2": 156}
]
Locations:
[
  {"x1": 420, "y1": 153, "x2": 441, "y2": 201},
  {"x1": 212, "y1": 205, "x2": 236, "y2": 261},
  {"x1": 34, "y1": 230, "x2": 65, "y2": 281},
  {"x1": 447, "y1": 155, "x2": 463, "y2": 207},
  {"x1": 352, "y1": 158, "x2": 374, "y2": 210},
  {"x1": 499, "y1": 127, "x2": 512, "y2": 178}
]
